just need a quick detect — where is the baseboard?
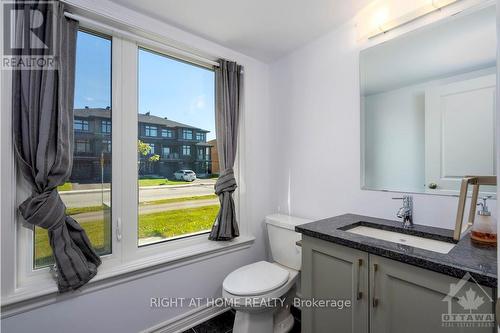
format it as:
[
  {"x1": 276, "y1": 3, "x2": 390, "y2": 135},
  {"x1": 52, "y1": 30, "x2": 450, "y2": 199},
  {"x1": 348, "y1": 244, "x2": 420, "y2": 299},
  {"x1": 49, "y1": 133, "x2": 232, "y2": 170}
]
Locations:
[{"x1": 143, "y1": 305, "x2": 230, "y2": 333}]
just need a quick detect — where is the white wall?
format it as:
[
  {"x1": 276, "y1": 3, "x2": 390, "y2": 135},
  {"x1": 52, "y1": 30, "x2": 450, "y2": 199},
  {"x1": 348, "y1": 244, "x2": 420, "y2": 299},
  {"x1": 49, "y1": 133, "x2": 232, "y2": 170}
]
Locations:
[
  {"x1": 270, "y1": 6, "x2": 497, "y2": 230},
  {"x1": 0, "y1": 0, "x2": 273, "y2": 332}
]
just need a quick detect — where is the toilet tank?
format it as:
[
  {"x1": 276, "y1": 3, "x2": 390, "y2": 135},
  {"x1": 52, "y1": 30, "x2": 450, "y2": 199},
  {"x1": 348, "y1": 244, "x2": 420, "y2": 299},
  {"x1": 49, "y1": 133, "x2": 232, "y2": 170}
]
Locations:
[{"x1": 265, "y1": 214, "x2": 312, "y2": 270}]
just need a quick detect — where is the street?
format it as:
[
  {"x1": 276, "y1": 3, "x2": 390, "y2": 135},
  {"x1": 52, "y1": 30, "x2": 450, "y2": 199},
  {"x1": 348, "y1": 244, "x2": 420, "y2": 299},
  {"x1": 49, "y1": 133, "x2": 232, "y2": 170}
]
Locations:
[{"x1": 60, "y1": 181, "x2": 216, "y2": 208}]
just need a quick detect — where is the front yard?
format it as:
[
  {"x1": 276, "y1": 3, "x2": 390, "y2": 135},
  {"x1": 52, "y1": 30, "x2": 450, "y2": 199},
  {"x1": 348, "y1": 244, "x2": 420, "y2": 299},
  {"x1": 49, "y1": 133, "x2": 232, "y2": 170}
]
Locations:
[
  {"x1": 34, "y1": 204, "x2": 219, "y2": 267},
  {"x1": 57, "y1": 177, "x2": 215, "y2": 192}
]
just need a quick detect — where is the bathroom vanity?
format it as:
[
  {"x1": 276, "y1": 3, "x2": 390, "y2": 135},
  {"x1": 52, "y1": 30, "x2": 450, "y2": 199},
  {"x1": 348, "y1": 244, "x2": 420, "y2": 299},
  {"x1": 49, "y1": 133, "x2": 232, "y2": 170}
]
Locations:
[{"x1": 296, "y1": 214, "x2": 497, "y2": 333}]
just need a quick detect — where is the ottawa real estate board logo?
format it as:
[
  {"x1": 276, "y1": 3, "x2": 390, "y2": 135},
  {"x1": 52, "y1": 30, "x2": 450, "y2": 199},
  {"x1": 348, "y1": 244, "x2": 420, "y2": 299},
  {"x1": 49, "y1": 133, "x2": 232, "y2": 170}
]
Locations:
[
  {"x1": 441, "y1": 273, "x2": 495, "y2": 328},
  {"x1": 2, "y1": 1, "x2": 56, "y2": 70}
]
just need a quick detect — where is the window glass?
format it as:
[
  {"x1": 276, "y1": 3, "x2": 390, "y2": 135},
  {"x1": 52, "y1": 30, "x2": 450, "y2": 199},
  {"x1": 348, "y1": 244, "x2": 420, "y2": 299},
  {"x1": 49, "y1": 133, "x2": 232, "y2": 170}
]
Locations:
[
  {"x1": 75, "y1": 119, "x2": 89, "y2": 131},
  {"x1": 102, "y1": 139, "x2": 111, "y2": 153},
  {"x1": 161, "y1": 128, "x2": 173, "y2": 138},
  {"x1": 145, "y1": 125, "x2": 157, "y2": 137},
  {"x1": 182, "y1": 145, "x2": 191, "y2": 156},
  {"x1": 162, "y1": 146, "x2": 171, "y2": 158},
  {"x1": 182, "y1": 129, "x2": 193, "y2": 140},
  {"x1": 34, "y1": 31, "x2": 112, "y2": 268},
  {"x1": 137, "y1": 48, "x2": 218, "y2": 246},
  {"x1": 101, "y1": 120, "x2": 111, "y2": 133}
]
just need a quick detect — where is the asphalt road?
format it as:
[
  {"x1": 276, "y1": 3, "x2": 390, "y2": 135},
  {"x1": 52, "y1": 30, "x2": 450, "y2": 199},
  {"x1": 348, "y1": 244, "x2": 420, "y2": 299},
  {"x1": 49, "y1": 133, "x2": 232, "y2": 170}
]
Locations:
[{"x1": 60, "y1": 183, "x2": 216, "y2": 208}]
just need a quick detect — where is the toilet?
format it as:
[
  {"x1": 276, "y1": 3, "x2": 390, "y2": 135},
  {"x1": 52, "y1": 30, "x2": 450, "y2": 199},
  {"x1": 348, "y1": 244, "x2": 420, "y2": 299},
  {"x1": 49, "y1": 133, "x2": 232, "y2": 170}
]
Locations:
[{"x1": 222, "y1": 214, "x2": 311, "y2": 333}]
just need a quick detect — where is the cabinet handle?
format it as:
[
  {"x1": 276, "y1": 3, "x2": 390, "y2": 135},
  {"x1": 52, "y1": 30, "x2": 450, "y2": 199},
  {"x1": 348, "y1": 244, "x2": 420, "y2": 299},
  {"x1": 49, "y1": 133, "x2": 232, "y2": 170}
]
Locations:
[
  {"x1": 356, "y1": 258, "x2": 363, "y2": 300},
  {"x1": 372, "y1": 263, "x2": 379, "y2": 308}
]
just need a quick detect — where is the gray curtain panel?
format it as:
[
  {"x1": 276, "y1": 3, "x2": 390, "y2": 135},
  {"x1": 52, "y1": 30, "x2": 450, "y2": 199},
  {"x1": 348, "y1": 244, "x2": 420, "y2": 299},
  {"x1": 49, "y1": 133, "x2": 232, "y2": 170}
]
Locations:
[
  {"x1": 209, "y1": 60, "x2": 243, "y2": 241},
  {"x1": 12, "y1": 2, "x2": 101, "y2": 292}
]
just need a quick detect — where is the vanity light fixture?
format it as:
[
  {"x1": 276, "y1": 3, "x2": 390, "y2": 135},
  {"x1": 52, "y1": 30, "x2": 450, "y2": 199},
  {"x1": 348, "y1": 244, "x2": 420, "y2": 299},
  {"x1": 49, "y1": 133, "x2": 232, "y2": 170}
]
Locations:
[{"x1": 360, "y1": 0, "x2": 461, "y2": 40}]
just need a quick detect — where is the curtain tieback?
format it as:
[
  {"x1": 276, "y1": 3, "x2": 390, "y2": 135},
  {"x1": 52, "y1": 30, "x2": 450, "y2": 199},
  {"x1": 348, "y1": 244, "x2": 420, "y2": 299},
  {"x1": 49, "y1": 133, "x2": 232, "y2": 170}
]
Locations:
[
  {"x1": 19, "y1": 189, "x2": 66, "y2": 230},
  {"x1": 215, "y1": 168, "x2": 237, "y2": 195}
]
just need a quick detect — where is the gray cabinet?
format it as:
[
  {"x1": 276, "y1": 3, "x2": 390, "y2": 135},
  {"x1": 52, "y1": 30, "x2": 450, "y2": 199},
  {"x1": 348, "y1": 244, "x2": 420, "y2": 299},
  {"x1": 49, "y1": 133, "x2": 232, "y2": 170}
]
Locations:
[
  {"x1": 301, "y1": 236, "x2": 369, "y2": 333},
  {"x1": 370, "y1": 255, "x2": 495, "y2": 333},
  {"x1": 301, "y1": 237, "x2": 495, "y2": 333}
]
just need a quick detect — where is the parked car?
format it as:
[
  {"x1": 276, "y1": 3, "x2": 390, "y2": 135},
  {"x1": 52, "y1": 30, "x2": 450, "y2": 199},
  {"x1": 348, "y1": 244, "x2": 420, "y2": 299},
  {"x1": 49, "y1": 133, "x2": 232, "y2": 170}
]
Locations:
[{"x1": 174, "y1": 170, "x2": 197, "y2": 182}]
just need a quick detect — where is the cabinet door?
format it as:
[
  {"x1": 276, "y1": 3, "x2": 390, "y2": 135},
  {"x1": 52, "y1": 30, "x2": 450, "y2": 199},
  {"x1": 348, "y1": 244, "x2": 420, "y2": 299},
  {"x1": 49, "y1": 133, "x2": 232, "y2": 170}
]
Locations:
[
  {"x1": 370, "y1": 255, "x2": 495, "y2": 333},
  {"x1": 301, "y1": 236, "x2": 369, "y2": 333}
]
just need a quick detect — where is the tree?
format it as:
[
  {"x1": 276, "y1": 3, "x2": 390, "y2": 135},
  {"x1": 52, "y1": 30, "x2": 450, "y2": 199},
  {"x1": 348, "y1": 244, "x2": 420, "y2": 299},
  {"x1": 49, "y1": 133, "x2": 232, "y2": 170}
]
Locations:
[{"x1": 138, "y1": 140, "x2": 160, "y2": 175}]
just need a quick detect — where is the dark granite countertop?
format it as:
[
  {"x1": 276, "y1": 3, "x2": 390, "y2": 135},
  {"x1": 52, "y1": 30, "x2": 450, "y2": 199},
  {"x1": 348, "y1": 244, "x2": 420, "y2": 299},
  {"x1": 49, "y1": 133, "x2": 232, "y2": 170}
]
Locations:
[{"x1": 295, "y1": 214, "x2": 497, "y2": 288}]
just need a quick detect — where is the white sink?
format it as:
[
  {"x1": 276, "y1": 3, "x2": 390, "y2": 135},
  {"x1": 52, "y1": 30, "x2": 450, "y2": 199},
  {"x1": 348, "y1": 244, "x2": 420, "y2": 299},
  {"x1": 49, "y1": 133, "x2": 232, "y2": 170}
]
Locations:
[{"x1": 346, "y1": 226, "x2": 456, "y2": 254}]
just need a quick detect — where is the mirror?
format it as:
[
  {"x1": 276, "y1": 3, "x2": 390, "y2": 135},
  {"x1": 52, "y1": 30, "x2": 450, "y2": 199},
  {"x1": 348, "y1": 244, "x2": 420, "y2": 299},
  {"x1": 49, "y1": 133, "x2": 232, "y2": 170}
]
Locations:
[{"x1": 360, "y1": 5, "x2": 497, "y2": 195}]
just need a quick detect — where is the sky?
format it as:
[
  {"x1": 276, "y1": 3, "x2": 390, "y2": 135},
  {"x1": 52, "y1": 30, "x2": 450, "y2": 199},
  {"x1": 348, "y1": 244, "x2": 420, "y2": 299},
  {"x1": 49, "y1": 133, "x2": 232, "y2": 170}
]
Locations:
[{"x1": 74, "y1": 31, "x2": 216, "y2": 140}]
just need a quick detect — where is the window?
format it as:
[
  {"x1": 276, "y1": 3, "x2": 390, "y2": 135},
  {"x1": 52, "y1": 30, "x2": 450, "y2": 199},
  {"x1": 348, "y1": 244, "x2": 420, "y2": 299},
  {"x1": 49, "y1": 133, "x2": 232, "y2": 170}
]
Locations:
[
  {"x1": 102, "y1": 139, "x2": 111, "y2": 153},
  {"x1": 148, "y1": 143, "x2": 155, "y2": 154},
  {"x1": 182, "y1": 129, "x2": 193, "y2": 140},
  {"x1": 182, "y1": 145, "x2": 191, "y2": 156},
  {"x1": 33, "y1": 30, "x2": 112, "y2": 269},
  {"x1": 74, "y1": 119, "x2": 89, "y2": 131},
  {"x1": 138, "y1": 47, "x2": 217, "y2": 246},
  {"x1": 162, "y1": 146, "x2": 171, "y2": 158},
  {"x1": 75, "y1": 139, "x2": 91, "y2": 153},
  {"x1": 145, "y1": 125, "x2": 157, "y2": 137},
  {"x1": 195, "y1": 132, "x2": 204, "y2": 141},
  {"x1": 101, "y1": 120, "x2": 111, "y2": 133},
  {"x1": 198, "y1": 147, "x2": 204, "y2": 160},
  {"x1": 4, "y1": 24, "x2": 247, "y2": 302},
  {"x1": 161, "y1": 128, "x2": 173, "y2": 138}
]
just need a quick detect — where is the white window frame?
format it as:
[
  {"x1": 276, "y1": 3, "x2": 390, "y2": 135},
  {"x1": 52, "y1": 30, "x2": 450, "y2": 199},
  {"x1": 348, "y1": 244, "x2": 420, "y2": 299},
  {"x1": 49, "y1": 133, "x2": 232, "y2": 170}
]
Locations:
[{"x1": 1, "y1": 19, "x2": 252, "y2": 307}]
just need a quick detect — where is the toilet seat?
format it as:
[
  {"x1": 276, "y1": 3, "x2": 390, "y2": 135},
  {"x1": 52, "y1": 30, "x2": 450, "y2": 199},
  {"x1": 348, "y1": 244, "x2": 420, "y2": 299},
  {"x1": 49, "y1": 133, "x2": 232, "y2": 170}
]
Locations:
[{"x1": 223, "y1": 261, "x2": 290, "y2": 296}]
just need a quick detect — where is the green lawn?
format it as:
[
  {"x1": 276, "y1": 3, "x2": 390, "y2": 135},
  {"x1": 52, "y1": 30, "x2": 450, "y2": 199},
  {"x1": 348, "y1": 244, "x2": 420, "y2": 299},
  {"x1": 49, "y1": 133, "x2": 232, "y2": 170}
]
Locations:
[
  {"x1": 138, "y1": 178, "x2": 189, "y2": 187},
  {"x1": 34, "y1": 218, "x2": 109, "y2": 267},
  {"x1": 34, "y1": 204, "x2": 219, "y2": 267},
  {"x1": 65, "y1": 194, "x2": 218, "y2": 215},
  {"x1": 57, "y1": 182, "x2": 73, "y2": 191},
  {"x1": 138, "y1": 205, "x2": 218, "y2": 239},
  {"x1": 141, "y1": 194, "x2": 217, "y2": 206}
]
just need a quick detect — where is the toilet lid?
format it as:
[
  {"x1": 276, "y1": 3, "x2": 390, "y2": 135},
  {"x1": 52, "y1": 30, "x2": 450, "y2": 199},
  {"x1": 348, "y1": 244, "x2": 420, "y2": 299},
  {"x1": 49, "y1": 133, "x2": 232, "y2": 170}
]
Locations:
[{"x1": 223, "y1": 261, "x2": 290, "y2": 296}]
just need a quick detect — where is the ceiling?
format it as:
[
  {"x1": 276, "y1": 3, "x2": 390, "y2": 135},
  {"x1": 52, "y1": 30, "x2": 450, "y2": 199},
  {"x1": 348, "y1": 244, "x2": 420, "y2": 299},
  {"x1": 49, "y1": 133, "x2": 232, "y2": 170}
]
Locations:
[
  {"x1": 361, "y1": 5, "x2": 496, "y2": 95},
  {"x1": 109, "y1": 0, "x2": 372, "y2": 62}
]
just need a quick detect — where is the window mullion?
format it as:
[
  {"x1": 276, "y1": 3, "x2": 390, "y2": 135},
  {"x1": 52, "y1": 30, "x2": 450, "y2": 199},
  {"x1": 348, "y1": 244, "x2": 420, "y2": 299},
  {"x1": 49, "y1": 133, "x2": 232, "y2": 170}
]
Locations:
[
  {"x1": 108, "y1": 36, "x2": 124, "y2": 264},
  {"x1": 119, "y1": 39, "x2": 139, "y2": 261}
]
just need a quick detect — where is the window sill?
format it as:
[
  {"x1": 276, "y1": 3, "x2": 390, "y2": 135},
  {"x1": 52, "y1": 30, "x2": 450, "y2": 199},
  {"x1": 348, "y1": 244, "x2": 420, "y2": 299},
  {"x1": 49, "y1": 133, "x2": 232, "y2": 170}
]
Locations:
[{"x1": 1, "y1": 235, "x2": 255, "y2": 317}]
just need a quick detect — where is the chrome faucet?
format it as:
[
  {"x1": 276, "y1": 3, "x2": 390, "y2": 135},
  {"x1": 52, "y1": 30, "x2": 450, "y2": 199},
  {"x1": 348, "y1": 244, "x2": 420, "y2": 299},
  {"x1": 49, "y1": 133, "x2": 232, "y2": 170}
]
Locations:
[{"x1": 393, "y1": 195, "x2": 413, "y2": 228}]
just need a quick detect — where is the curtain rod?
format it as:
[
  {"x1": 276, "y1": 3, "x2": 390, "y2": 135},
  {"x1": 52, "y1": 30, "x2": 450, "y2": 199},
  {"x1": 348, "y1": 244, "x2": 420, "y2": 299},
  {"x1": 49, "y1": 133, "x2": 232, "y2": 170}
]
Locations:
[{"x1": 64, "y1": 12, "x2": 220, "y2": 68}]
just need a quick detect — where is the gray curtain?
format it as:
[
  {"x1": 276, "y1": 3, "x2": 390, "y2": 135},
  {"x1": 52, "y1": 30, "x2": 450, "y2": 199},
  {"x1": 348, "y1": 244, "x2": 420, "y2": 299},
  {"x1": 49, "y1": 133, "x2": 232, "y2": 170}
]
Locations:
[
  {"x1": 13, "y1": 2, "x2": 101, "y2": 292},
  {"x1": 209, "y1": 60, "x2": 243, "y2": 241}
]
